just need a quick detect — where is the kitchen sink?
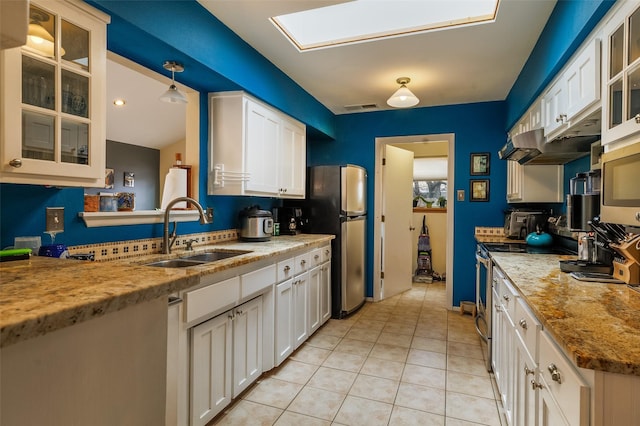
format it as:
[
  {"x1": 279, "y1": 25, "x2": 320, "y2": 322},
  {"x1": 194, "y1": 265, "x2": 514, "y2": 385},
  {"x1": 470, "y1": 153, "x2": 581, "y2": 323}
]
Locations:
[
  {"x1": 182, "y1": 250, "x2": 251, "y2": 263},
  {"x1": 144, "y1": 249, "x2": 252, "y2": 268}
]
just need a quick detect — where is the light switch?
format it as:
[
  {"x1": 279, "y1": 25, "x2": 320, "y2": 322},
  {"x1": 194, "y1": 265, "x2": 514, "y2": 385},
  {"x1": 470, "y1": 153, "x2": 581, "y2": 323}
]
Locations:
[
  {"x1": 457, "y1": 190, "x2": 465, "y2": 201},
  {"x1": 46, "y1": 207, "x2": 64, "y2": 232}
]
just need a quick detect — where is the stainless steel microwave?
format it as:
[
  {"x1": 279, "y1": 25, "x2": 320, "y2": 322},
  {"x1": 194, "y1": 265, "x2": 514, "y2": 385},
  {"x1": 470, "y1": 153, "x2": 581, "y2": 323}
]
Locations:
[{"x1": 600, "y1": 142, "x2": 640, "y2": 226}]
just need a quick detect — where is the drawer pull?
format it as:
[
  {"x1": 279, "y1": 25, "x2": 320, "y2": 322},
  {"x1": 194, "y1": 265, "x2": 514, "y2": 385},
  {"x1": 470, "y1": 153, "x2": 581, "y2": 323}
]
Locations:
[
  {"x1": 531, "y1": 380, "x2": 543, "y2": 390},
  {"x1": 314, "y1": 254, "x2": 320, "y2": 260},
  {"x1": 325, "y1": 250, "x2": 330, "y2": 255},
  {"x1": 283, "y1": 265, "x2": 290, "y2": 272},
  {"x1": 300, "y1": 259, "x2": 306, "y2": 265},
  {"x1": 635, "y1": 113, "x2": 640, "y2": 124},
  {"x1": 519, "y1": 318, "x2": 528, "y2": 329},
  {"x1": 503, "y1": 294, "x2": 510, "y2": 302},
  {"x1": 524, "y1": 366, "x2": 535, "y2": 376},
  {"x1": 548, "y1": 363, "x2": 562, "y2": 384}
]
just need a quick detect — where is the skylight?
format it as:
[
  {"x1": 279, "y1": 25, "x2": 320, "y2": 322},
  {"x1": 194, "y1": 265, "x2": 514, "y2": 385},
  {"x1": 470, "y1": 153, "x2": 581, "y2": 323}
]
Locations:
[{"x1": 271, "y1": 0, "x2": 500, "y2": 51}]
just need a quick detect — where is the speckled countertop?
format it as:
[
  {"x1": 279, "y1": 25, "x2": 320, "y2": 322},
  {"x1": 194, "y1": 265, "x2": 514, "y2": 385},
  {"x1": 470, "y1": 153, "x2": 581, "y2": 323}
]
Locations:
[
  {"x1": 0, "y1": 234, "x2": 334, "y2": 348},
  {"x1": 489, "y1": 251, "x2": 640, "y2": 376}
]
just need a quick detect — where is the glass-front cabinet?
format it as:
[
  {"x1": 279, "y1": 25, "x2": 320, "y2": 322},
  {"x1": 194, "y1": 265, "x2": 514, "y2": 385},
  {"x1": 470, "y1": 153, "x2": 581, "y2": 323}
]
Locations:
[
  {"x1": 0, "y1": 0, "x2": 109, "y2": 186},
  {"x1": 602, "y1": 2, "x2": 640, "y2": 146}
]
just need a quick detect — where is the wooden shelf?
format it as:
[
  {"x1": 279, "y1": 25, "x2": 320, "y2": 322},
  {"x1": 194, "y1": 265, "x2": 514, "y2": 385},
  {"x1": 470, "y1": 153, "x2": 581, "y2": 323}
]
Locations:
[{"x1": 413, "y1": 207, "x2": 447, "y2": 214}]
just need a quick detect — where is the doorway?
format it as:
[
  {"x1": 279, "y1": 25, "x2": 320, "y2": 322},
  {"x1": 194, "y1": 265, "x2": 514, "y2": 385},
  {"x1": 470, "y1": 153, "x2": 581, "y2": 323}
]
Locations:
[{"x1": 373, "y1": 134, "x2": 455, "y2": 309}]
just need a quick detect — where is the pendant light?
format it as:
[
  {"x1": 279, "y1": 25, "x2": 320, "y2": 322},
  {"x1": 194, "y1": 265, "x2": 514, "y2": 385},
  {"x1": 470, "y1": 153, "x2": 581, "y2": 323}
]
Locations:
[
  {"x1": 160, "y1": 61, "x2": 188, "y2": 104},
  {"x1": 387, "y1": 77, "x2": 419, "y2": 108},
  {"x1": 26, "y1": 9, "x2": 59, "y2": 58}
]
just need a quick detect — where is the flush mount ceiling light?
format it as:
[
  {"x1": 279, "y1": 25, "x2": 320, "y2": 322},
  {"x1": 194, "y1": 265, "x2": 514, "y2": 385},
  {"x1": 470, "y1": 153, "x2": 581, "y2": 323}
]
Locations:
[
  {"x1": 387, "y1": 77, "x2": 419, "y2": 108},
  {"x1": 160, "y1": 61, "x2": 188, "y2": 104}
]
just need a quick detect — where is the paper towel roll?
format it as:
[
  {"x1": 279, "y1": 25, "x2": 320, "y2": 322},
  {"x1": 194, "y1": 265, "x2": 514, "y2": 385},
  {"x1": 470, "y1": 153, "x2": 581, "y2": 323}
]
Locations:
[{"x1": 161, "y1": 167, "x2": 187, "y2": 210}]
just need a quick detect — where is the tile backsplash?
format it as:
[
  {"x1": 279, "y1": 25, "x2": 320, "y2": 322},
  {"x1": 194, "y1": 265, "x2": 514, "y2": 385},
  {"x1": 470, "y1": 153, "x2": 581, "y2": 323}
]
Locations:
[{"x1": 68, "y1": 229, "x2": 239, "y2": 262}]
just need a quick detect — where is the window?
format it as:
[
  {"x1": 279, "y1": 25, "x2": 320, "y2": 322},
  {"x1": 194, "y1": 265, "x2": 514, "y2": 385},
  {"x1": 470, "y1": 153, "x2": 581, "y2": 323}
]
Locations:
[{"x1": 413, "y1": 157, "x2": 447, "y2": 207}]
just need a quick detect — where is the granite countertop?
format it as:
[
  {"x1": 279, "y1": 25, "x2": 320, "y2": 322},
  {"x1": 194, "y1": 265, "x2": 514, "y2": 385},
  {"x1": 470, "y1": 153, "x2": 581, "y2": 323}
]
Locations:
[
  {"x1": 0, "y1": 234, "x2": 334, "y2": 348},
  {"x1": 490, "y1": 251, "x2": 640, "y2": 376}
]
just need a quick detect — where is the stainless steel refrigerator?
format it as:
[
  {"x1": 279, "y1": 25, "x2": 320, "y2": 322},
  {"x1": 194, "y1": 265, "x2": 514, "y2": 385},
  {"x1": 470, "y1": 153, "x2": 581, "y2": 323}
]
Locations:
[{"x1": 307, "y1": 165, "x2": 366, "y2": 318}]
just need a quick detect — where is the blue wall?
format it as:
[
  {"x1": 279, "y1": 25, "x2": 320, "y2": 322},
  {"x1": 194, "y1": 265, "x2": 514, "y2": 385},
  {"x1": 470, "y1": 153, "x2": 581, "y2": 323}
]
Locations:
[
  {"x1": 309, "y1": 102, "x2": 508, "y2": 304},
  {"x1": 0, "y1": 0, "x2": 615, "y2": 306}
]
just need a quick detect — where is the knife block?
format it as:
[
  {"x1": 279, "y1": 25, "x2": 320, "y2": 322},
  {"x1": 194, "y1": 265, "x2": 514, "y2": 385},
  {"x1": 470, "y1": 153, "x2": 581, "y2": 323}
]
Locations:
[{"x1": 612, "y1": 258, "x2": 640, "y2": 284}]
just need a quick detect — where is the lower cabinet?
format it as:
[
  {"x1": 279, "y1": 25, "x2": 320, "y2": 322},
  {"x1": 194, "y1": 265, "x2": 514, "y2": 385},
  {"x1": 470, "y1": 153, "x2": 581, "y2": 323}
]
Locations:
[
  {"x1": 308, "y1": 265, "x2": 321, "y2": 335},
  {"x1": 320, "y1": 261, "x2": 331, "y2": 324},
  {"x1": 190, "y1": 296, "x2": 263, "y2": 426},
  {"x1": 492, "y1": 268, "x2": 590, "y2": 426},
  {"x1": 275, "y1": 277, "x2": 294, "y2": 366}
]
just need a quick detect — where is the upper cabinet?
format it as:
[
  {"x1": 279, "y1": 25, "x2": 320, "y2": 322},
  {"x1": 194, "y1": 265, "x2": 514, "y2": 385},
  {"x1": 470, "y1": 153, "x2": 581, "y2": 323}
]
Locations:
[
  {"x1": 602, "y1": 2, "x2": 640, "y2": 146},
  {"x1": 542, "y1": 38, "x2": 601, "y2": 141},
  {"x1": 208, "y1": 91, "x2": 306, "y2": 198},
  {"x1": 0, "y1": 0, "x2": 109, "y2": 187}
]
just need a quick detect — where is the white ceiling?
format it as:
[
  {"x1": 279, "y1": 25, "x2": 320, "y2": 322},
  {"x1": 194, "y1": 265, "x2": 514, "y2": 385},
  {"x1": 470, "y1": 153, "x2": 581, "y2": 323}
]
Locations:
[
  {"x1": 197, "y1": 0, "x2": 556, "y2": 114},
  {"x1": 106, "y1": 0, "x2": 556, "y2": 149}
]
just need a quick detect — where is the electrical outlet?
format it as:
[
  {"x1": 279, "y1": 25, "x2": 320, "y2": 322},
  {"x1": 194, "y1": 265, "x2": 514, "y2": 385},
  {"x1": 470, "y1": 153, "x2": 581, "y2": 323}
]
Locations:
[{"x1": 46, "y1": 207, "x2": 64, "y2": 233}]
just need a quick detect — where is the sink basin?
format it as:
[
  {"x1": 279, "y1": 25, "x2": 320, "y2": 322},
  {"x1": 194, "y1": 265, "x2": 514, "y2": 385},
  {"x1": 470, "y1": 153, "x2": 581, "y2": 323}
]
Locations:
[
  {"x1": 144, "y1": 249, "x2": 252, "y2": 268},
  {"x1": 146, "y1": 259, "x2": 206, "y2": 268},
  {"x1": 181, "y1": 250, "x2": 251, "y2": 263}
]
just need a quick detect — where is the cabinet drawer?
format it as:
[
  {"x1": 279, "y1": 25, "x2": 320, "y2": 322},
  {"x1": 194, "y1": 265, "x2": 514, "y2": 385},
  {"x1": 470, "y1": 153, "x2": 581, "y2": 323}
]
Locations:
[
  {"x1": 321, "y1": 244, "x2": 331, "y2": 263},
  {"x1": 539, "y1": 331, "x2": 590, "y2": 425},
  {"x1": 309, "y1": 248, "x2": 322, "y2": 268},
  {"x1": 241, "y1": 264, "x2": 276, "y2": 298},
  {"x1": 495, "y1": 275, "x2": 518, "y2": 319},
  {"x1": 514, "y1": 297, "x2": 541, "y2": 359},
  {"x1": 277, "y1": 258, "x2": 294, "y2": 282},
  {"x1": 185, "y1": 276, "x2": 240, "y2": 324},
  {"x1": 294, "y1": 252, "x2": 311, "y2": 275}
]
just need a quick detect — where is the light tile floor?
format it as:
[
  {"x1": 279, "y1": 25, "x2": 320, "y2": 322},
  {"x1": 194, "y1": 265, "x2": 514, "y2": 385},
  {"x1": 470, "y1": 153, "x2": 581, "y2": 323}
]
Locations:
[{"x1": 212, "y1": 282, "x2": 506, "y2": 425}]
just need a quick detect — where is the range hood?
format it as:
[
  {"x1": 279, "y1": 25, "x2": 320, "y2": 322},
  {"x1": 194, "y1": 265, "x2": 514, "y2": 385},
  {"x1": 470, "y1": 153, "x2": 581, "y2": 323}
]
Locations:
[{"x1": 499, "y1": 127, "x2": 599, "y2": 165}]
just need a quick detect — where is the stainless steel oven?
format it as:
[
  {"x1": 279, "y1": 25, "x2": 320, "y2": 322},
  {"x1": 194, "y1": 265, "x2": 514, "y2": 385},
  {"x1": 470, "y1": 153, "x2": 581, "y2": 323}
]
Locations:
[{"x1": 475, "y1": 243, "x2": 492, "y2": 371}]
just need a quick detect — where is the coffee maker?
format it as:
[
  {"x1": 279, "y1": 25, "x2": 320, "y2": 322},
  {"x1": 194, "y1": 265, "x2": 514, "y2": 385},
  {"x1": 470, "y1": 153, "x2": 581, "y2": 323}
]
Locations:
[{"x1": 272, "y1": 206, "x2": 306, "y2": 235}]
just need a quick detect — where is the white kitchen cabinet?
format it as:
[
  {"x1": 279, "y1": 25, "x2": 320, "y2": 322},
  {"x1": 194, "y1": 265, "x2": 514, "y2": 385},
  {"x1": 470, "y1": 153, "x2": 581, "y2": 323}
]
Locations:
[
  {"x1": 232, "y1": 296, "x2": 263, "y2": 398},
  {"x1": 190, "y1": 309, "x2": 232, "y2": 426},
  {"x1": 275, "y1": 277, "x2": 294, "y2": 366},
  {"x1": 293, "y1": 272, "x2": 309, "y2": 349},
  {"x1": 542, "y1": 39, "x2": 601, "y2": 142},
  {"x1": 493, "y1": 272, "x2": 517, "y2": 426},
  {"x1": 0, "y1": 0, "x2": 109, "y2": 187},
  {"x1": 513, "y1": 298, "x2": 541, "y2": 426},
  {"x1": 320, "y1": 261, "x2": 332, "y2": 325},
  {"x1": 308, "y1": 265, "x2": 321, "y2": 335},
  {"x1": 507, "y1": 161, "x2": 564, "y2": 203},
  {"x1": 190, "y1": 296, "x2": 263, "y2": 426},
  {"x1": 208, "y1": 91, "x2": 306, "y2": 198},
  {"x1": 601, "y1": 2, "x2": 640, "y2": 146}
]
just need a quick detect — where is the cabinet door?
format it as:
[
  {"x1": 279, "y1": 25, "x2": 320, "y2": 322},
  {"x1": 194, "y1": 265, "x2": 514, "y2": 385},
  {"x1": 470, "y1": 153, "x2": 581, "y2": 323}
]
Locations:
[
  {"x1": 506, "y1": 161, "x2": 523, "y2": 202},
  {"x1": 0, "y1": 0, "x2": 107, "y2": 186},
  {"x1": 320, "y1": 262, "x2": 332, "y2": 325},
  {"x1": 308, "y1": 266, "x2": 321, "y2": 335},
  {"x1": 565, "y1": 39, "x2": 601, "y2": 121},
  {"x1": 293, "y1": 272, "x2": 309, "y2": 349},
  {"x1": 514, "y1": 334, "x2": 537, "y2": 426},
  {"x1": 542, "y1": 78, "x2": 566, "y2": 136},
  {"x1": 538, "y1": 376, "x2": 571, "y2": 426},
  {"x1": 275, "y1": 279, "x2": 294, "y2": 366},
  {"x1": 244, "y1": 99, "x2": 279, "y2": 195},
  {"x1": 279, "y1": 118, "x2": 306, "y2": 198},
  {"x1": 190, "y1": 313, "x2": 232, "y2": 426},
  {"x1": 233, "y1": 297, "x2": 263, "y2": 398}
]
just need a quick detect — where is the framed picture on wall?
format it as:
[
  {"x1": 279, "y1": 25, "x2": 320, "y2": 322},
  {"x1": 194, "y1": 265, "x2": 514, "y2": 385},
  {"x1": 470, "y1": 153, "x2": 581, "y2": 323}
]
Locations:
[
  {"x1": 470, "y1": 179, "x2": 490, "y2": 202},
  {"x1": 470, "y1": 152, "x2": 490, "y2": 175}
]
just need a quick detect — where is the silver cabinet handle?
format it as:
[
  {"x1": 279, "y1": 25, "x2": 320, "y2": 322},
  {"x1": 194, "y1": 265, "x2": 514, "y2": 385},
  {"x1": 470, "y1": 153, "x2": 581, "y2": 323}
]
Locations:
[
  {"x1": 524, "y1": 366, "x2": 535, "y2": 376},
  {"x1": 325, "y1": 250, "x2": 330, "y2": 255},
  {"x1": 635, "y1": 212, "x2": 640, "y2": 222},
  {"x1": 531, "y1": 380, "x2": 543, "y2": 390},
  {"x1": 284, "y1": 265, "x2": 290, "y2": 272},
  {"x1": 519, "y1": 319, "x2": 528, "y2": 329},
  {"x1": 9, "y1": 158, "x2": 22, "y2": 168},
  {"x1": 503, "y1": 294, "x2": 510, "y2": 302},
  {"x1": 301, "y1": 259, "x2": 306, "y2": 265},
  {"x1": 635, "y1": 114, "x2": 640, "y2": 123},
  {"x1": 548, "y1": 364, "x2": 562, "y2": 384},
  {"x1": 314, "y1": 254, "x2": 320, "y2": 260}
]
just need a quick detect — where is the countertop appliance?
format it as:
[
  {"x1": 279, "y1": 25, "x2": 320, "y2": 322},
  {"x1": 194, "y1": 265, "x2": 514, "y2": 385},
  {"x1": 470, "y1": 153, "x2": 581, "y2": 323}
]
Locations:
[
  {"x1": 498, "y1": 128, "x2": 598, "y2": 165},
  {"x1": 307, "y1": 165, "x2": 367, "y2": 318},
  {"x1": 504, "y1": 210, "x2": 548, "y2": 239},
  {"x1": 273, "y1": 206, "x2": 306, "y2": 235},
  {"x1": 238, "y1": 206, "x2": 273, "y2": 242},
  {"x1": 600, "y1": 141, "x2": 640, "y2": 227},
  {"x1": 567, "y1": 170, "x2": 601, "y2": 231}
]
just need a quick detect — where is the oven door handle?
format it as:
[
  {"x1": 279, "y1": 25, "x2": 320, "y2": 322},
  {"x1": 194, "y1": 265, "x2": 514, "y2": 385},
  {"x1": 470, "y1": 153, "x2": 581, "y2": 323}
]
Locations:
[{"x1": 475, "y1": 313, "x2": 489, "y2": 343}]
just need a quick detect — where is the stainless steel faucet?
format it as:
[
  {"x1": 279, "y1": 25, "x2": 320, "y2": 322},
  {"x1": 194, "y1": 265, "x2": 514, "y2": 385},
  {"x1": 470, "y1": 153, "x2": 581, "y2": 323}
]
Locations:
[{"x1": 163, "y1": 197, "x2": 212, "y2": 254}]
